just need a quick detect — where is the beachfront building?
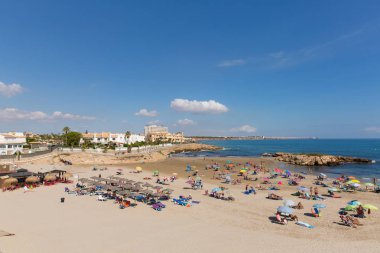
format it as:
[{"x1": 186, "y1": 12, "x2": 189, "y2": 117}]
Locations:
[
  {"x1": 144, "y1": 125, "x2": 186, "y2": 143},
  {"x1": 81, "y1": 132, "x2": 145, "y2": 146},
  {"x1": 0, "y1": 132, "x2": 27, "y2": 155},
  {"x1": 144, "y1": 125, "x2": 169, "y2": 136}
]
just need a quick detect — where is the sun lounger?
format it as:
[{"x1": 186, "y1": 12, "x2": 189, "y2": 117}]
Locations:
[
  {"x1": 296, "y1": 221, "x2": 314, "y2": 228},
  {"x1": 97, "y1": 195, "x2": 106, "y2": 201}
]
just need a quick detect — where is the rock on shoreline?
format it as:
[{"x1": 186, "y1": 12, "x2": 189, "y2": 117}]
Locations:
[{"x1": 264, "y1": 152, "x2": 373, "y2": 166}]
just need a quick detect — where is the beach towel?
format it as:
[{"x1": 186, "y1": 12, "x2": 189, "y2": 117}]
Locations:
[{"x1": 296, "y1": 221, "x2": 315, "y2": 229}]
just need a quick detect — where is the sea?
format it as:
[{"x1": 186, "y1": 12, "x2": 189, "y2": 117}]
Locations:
[{"x1": 174, "y1": 139, "x2": 380, "y2": 179}]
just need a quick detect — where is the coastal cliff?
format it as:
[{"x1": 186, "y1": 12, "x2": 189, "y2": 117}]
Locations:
[{"x1": 264, "y1": 152, "x2": 373, "y2": 166}]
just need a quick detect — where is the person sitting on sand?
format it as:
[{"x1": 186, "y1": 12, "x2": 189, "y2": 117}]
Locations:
[
  {"x1": 293, "y1": 202, "x2": 304, "y2": 210},
  {"x1": 276, "y1": 212, "x2": 287, "y2": 225},
  {"x1": 289, "y1": 214, "x2": 298, "y2": 222},
  {"x1": 357, "y1": 205, "x2": 366, "y2": 218},
  {"x1": 314, "y1": 187, "x2": 319, "y2": 196}
]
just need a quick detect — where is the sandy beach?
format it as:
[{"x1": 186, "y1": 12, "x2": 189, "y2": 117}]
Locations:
[{"x1": 1, "y1": 155, "x2": 379, "y2": 253}]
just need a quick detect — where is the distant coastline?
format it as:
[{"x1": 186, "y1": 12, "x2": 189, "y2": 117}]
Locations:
[{"x1": 189, "y1": 136, "x2": 318, "y2": 141}]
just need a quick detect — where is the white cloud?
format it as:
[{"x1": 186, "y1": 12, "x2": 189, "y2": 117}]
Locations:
[
  {"x1": 0, "y1": 82, "x2": 24, "y2": 97},
  {"x1": 170, "y1": 99, "x2": 229, "y2": 114},
  {"x1": 230, "y1": 124, "x2": 257, "y2": 133},
  {"x1": 51, "y1": 111, "x2": 96, "y2": 120},
  {"x1": 135, "y1": 109, "x2": 158, "y2": 117},
  {"x1": 177, "y1": 119, "x2": 196, "y2": 126},
  {"x1": 217, "y1": 59, "x2": 246, "y2": 67},
  {"x1": 0, "y1": 108, "x2": 95, "y2": 121},
  {"x1": 365, "y1": 127, "x2": 380, "y2": 133}
]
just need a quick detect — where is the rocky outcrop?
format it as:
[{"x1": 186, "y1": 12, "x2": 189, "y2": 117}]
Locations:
[{"x1": 264, "y1": 152, "x2": 373, "y2": 166}]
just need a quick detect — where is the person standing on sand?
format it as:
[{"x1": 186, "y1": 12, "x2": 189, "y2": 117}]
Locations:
[{"x1": 23, "y1": 185, "x2": 28, "y2": 193}]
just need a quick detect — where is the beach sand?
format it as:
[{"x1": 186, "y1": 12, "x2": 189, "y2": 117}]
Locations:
[{"x1": 1, "y1": 156, "x2": 379, "y2": 253}]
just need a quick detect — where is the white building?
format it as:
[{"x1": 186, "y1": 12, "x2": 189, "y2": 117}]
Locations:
[
  {"x1": 0, "y1": 132, "x2": 26, "y2": 155},
  {"x1": 144, "y1": 125, "x2": 168, "y2": 136},
  {"x1": 81, "y1": 132, "x2": 145, "y2": 146},
  {"x1": 126, "y1": 134, "x2": 145, "y2": 145}
]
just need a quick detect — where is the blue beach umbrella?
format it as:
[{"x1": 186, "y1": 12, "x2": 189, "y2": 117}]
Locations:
[
  {"x1": 297, "y1": 186, "x2": 309, "y2": 192},
  {"x1": 277, "y1": 206, "x2": 293, "y2": 214},
  {"x1": 347, "y1": 200, "x2": 361, "y2": 206},
  {"x1": 211, "y1": 187, "x2": 222, "y2": 193},
  {"x1": 313, "y1": 204, "x2": 326, "y2": 209}
]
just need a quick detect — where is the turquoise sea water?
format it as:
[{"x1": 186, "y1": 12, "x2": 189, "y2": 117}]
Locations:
[{"x1": 175, "y1": 139, "x2": 380, "y2": 179}]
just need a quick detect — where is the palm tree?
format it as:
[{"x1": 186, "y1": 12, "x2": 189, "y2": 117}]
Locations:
[{"x1": 62, "y1": 126, "x2": 71, "y2": 146}]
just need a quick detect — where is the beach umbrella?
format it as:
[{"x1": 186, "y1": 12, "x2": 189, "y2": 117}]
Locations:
[
  {"x1": 297, "y1": 186, "x2": 309, "y2": 192},
  {"x1": 328, "y1": 187, "x2": 339, "y2": 192},
  {"x1": 350, "y1": 183, "x2": 361, "y2": 188},
  {"x1": 313, "y1": 204, "x2": 326, "y2": 209},
  {"x1": 362, "y1": 204, "x2": 378, "y2": 210},
  {"x1": 226, "y1": 160, "x2": 232, "y2": 164},
  {"x1": 135, "y1": 167, "x2": 143, "y2": 172},
  {"x1": 25, "y1": 176, "x2": 40, "y2": 184},
  {"x1": 277, "y1": 206, "x2": 293, "y2": 214},
  {"x1": 44, "y1": 174, "x2": 56, "y2": 182},
  {"x1": 347, "y1": 200, "x2": 361, "y2": 206},
  {"x1": 153, "y1": 170, "x2": 159, "y2": 176},
  {"x1": 239, "y1": 169, "x2": 246, "y2": 173},
  {"x1": 274, "y1": 168, "x2": 282, "y2": 173},
  {"x1": 344, "y1": 205, "x2": 358, "y2": 211},
  {"x1": 283, "y1": 199, "x2": 295, "y2": 207},
  {"x1": 320, "y1": 173, "x2": 327, "y2": 178},
  {"x1": 142, "y1": 183, "x2": 153, "y2": 188},
  {"x1": 62, "y1": 173, "x2": 73, "y2": 179},
  {"x1": 348, "y1": 176, "x2": 356, "y2": 179},
  {"x1": 350, "y1": 179, "x2": 360, "y2": 183},
  {"x1": 364, "y1": 183, "x2": 374, "y2": 187},
  {"x1": 277, "y1": 181, "x2": 283, "y2": 185},
  {"x1": 211, "y1": 187, "x2": 222, "y2": 193}
]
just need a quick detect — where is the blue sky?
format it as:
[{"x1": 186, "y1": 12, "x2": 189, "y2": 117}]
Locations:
[{"x1": 0, "y1": 0, "x2": 380, "y2": 137}]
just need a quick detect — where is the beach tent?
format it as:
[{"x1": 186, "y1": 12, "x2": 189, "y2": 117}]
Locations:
[
  {"x1": 135, "y1": 167, "x2": 143, "y2": 172},
  {"x1": 153, "y1": 170, "x2": 159, "y2": 176}
]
